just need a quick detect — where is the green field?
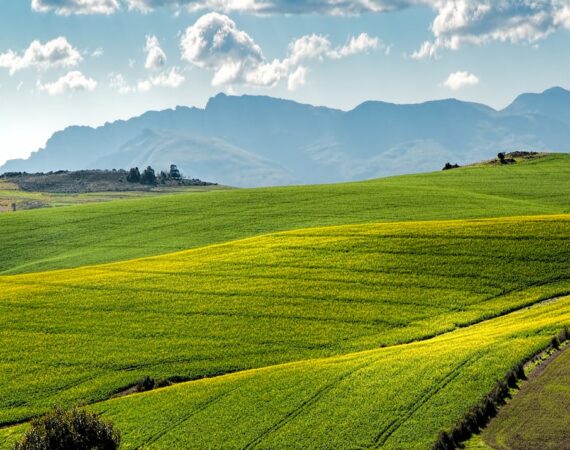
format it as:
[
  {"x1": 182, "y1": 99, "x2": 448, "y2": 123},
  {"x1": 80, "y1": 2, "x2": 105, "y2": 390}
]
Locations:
[
  {"x1": 477, "y1": 345, "x2": 570, "y2": 450},
  {"x1": 2, "y1": 290, "x2": 569, "y2": 449},
  {"x1": 0, "y1": 179, "x2": 226, "y2": 214},
  {"x1": 1, "y1": 155, "x2": 569, "y2": 449},
  {"x1": 1, "y1": 154, "x2": 569, "y2": 275}
]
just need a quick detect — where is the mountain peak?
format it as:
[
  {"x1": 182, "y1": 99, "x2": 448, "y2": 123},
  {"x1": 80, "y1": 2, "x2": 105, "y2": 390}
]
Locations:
[
  {"x1": 503, "y1": 86, "x2": 570, "y2": 119},
  {"x1": 542, "y1": 86, "x2": 570, "y2": 95}
]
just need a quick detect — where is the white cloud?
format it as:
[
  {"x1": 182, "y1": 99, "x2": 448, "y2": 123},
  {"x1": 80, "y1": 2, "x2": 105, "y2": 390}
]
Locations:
[
  {"x1": 31, "y1": 0, "x2": 119, "y2": 15},
  {"x1": 144, "y1": 35, "x2": 167, "y2": 70},
  {"x1": 287, "y1": 66, "x2": 308, "y2": 90},
  {"x1": 0, "y1": 37, "x2": 82, "y2": 75},
  {"x1": 443, "y1": 71, "x2": 479, "y2": 91},
  {"x1": 138, "y1": 67, "x2": 185, "y2": 91},
  {"x1": 413, "y1": 0, "x2": 570, "y2": 59},
  {"x1": 125, "y1": 0, "x2": 422, "y2": 14},
  {"x1": 410, "y1": 40, "x2": 438, "y2": 60},
  {"x1": 330, "y1": 32, "x2": 380, "y2": 58},
  {"x1": 38, "y1": 70, "x2": 97, "y2": 95},
  {"x1": 92, "y1": 47, "x2": 104, "y2": 58},
  {"x1": 110, "y1": 68, "x2": 185, "y2": 93},
  {"x1": 109, "y1": 73, "x2": 134, "y2": 93},
  {"x1": 180, "y1": 12, "x2": 382, "y2": 88}
]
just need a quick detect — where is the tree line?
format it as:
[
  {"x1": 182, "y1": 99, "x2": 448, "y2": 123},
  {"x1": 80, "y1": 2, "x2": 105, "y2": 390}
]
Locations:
[{"x1": 126, "y1": 164, "x2": 182, "y2": 185}]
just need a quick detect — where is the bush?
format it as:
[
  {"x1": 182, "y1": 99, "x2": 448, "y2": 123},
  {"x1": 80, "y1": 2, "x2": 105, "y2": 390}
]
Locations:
[
  {"x1": 136, "y1": 376, "x2": 156, "y2": 392},
  {"x1": 14, "y1": 406, "x2": 120, "y2": 450},
  {"x1": 558, "y1": 326, "x2": 570, "y2": 344},
  {"x1": 442, "y1": 162, "x2": 460, "y2": 171}
]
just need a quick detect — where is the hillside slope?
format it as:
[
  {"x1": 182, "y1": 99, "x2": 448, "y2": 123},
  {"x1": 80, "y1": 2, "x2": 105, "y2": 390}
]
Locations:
[
  {"x1": 2, "y1": 88, "x2": 570, "y2": 186},
  {"x1": 0, "y1": 215, "x2": 569, "y2": 427},
  {"x1": 2, "y1": 286, "x2": 569, "y2": 449},
  {"x1": 0, "y1": 154, "x2": 569, "y2": 275}
]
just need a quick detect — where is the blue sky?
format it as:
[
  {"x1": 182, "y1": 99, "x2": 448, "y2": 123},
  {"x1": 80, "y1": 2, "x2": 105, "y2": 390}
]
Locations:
[{"x1": 1, "y1": 0, "x2": 570, "y2": 165}]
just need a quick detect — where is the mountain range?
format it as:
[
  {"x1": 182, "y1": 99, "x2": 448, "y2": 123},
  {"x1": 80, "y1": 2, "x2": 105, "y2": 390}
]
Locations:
[{"x1": 3, "y1": 87, "x2": 570, "y2": 187}]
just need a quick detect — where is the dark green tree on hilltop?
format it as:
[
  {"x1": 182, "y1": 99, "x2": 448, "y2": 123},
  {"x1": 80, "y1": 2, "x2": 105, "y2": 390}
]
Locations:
[
  {"x1": 169, "y1": 164, "x2": 182, "y2": 180},
  {"x1": 140, "y1": 166, "x2": 156, "y2": 185},
  {"x1": 126, "y1": 167, "x2": 141, "y2": 183}
]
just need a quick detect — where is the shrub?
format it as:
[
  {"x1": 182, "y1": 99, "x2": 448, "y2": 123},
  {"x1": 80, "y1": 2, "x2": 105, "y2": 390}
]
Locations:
[
  {"x1": 136, "y1": 376, "x2": 156, "y2": 392},
  {"x1": 558, "y1": 326, "x2": 569, "y2": 344},
  {"x1": 14, "y1": 406, "x2": 120, "y2": 450},
  {"x1": 442, "y1": 162, "x2": 460, "y2": 171},
  {"x1": 433, "y1": 431, "x2": 454, "y2": 450}
]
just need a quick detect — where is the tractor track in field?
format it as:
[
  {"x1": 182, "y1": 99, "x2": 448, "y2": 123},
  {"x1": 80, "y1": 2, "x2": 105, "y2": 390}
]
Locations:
[
  {"x1": 371, "y1": 354, "x2": 480, "y2": 448},
  {"x1": 1, "y1": 292, "x2": 568, "y2": 437},
  {"x1": 141, "y1": 387, "x2": 239, "y2": 448},
  {"x1": 241, "y1": 359, "x2": 375, "y2": 450}
]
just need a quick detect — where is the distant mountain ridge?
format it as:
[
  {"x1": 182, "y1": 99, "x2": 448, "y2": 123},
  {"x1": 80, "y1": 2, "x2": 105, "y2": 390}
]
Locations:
[{"x1": 3, "y1": 87, "x2": 570, "y2": 186}]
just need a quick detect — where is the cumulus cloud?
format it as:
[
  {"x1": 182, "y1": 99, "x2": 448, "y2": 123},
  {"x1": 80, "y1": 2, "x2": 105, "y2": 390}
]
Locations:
[
  {"x1": 31, "y1": 0, "x2": 119, "y2": 15},
  {"x1": 125, "y1": 0, "x2": 421, "y2": 14},
  {"x1": 144, "y1": 35, "x2": 167, "y2": 70},
  {"x1": 180, "y1": 12, "x2": 381, "y2": 89},
  {"x1": 443, "y1": 71, "x2": 479, "y2": 90},
  {"x1": 413, "y1": 0, "x2": 570, "y2": 59},
  {"x1": 38, "y1": 70, "x2": 97, "y2": 95},
  {"x1": 287, "y1": 66, "x2": 308, "y2": 90},
  {"x1": 0, "y1": 37, "x2": 82, "y2": 75},
  {"x1": 330, "y1": 32, "x2": 381, "y2": 57}
]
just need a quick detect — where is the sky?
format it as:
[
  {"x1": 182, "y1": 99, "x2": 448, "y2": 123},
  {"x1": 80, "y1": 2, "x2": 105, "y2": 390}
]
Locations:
[{"x1": 1, "y1": 0, "x2": 570, "y2": 166}]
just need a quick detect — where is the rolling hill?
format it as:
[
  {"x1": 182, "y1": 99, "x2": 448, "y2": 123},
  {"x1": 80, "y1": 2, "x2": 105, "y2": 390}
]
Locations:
[
  {"x1": 1, "y1": 153, "x2": 569, "y2": 276},
  {"x1": 2, "y1": 87, "x2": 570, "y2": 186},
  {"x1": 1, "y1": 155, "x2": 569, "y2": 449},
  {"x1": 0, "y1": 215, "x2": 569, "y2": 431}
]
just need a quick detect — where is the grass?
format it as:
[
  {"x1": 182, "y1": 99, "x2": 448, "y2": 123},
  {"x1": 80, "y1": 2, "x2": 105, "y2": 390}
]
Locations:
[
  {"x1": 2, "y1": 155, "x2": 570, "y2": 449},
  {"x1": 478, "y1": 344, "x2": 570, "y2": 450},
  {"x1": 0, "y1": 180, "x2": 226, "y2": 214},
  {"x1": 2, "y1": 292, "x2": 569, "y2": 449},
  {"x1": 0, "y1": 215, "x2": 569, "y2": 429},
  {"x1": 1, "y1": 153, "x2": 569, "y2": 275}
]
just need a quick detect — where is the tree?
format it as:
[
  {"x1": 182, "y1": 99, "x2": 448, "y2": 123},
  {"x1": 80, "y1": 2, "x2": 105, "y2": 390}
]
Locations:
[
  {"x1": 126, "y1": 167, "x2": 141, "y2": 183},
  {"x1": 140, "y1": 166, "x2": 156, "y2": 185},
  {"x1": 158, "y1": 171, "x2": 169, "y2": 184},
  {"x1": 497, "y1": 152, "x2": 506, "y2": 164},
  {"x1": 14, "y1": 406, "x2": 120, "y2": 450},
  {"x1": 169, "y1": 164, "x2": 182, "y2": 180}
]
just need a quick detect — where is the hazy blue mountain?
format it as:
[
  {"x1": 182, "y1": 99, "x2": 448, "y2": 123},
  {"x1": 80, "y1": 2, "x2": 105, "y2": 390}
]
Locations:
[{"x1": 3, "y1": 87, "x2": 570, "y2": 186}]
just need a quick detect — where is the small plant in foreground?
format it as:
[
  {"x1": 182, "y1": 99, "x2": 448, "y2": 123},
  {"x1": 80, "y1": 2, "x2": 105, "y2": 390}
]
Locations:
[{"x1": 14, "y1": 406, "x2": 120, "y2": 450}]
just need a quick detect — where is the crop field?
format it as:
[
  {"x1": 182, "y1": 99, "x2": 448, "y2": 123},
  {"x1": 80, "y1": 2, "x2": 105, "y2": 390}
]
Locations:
[
  {"x1": 0, "y1": 214, "x2": 569, "y2": 433},
  {"x1": 478, "y1": 344, "x2": 570, "y2": 450},
  {"x1": 1, "y1": 155, "x2": 569, "y2": 449},
  {"x1": 0, "y1": 154, "x2": 569, "y2": 275},
  {"x1": 1, "y1": 292, "x2": 569, "y2": 449}
]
